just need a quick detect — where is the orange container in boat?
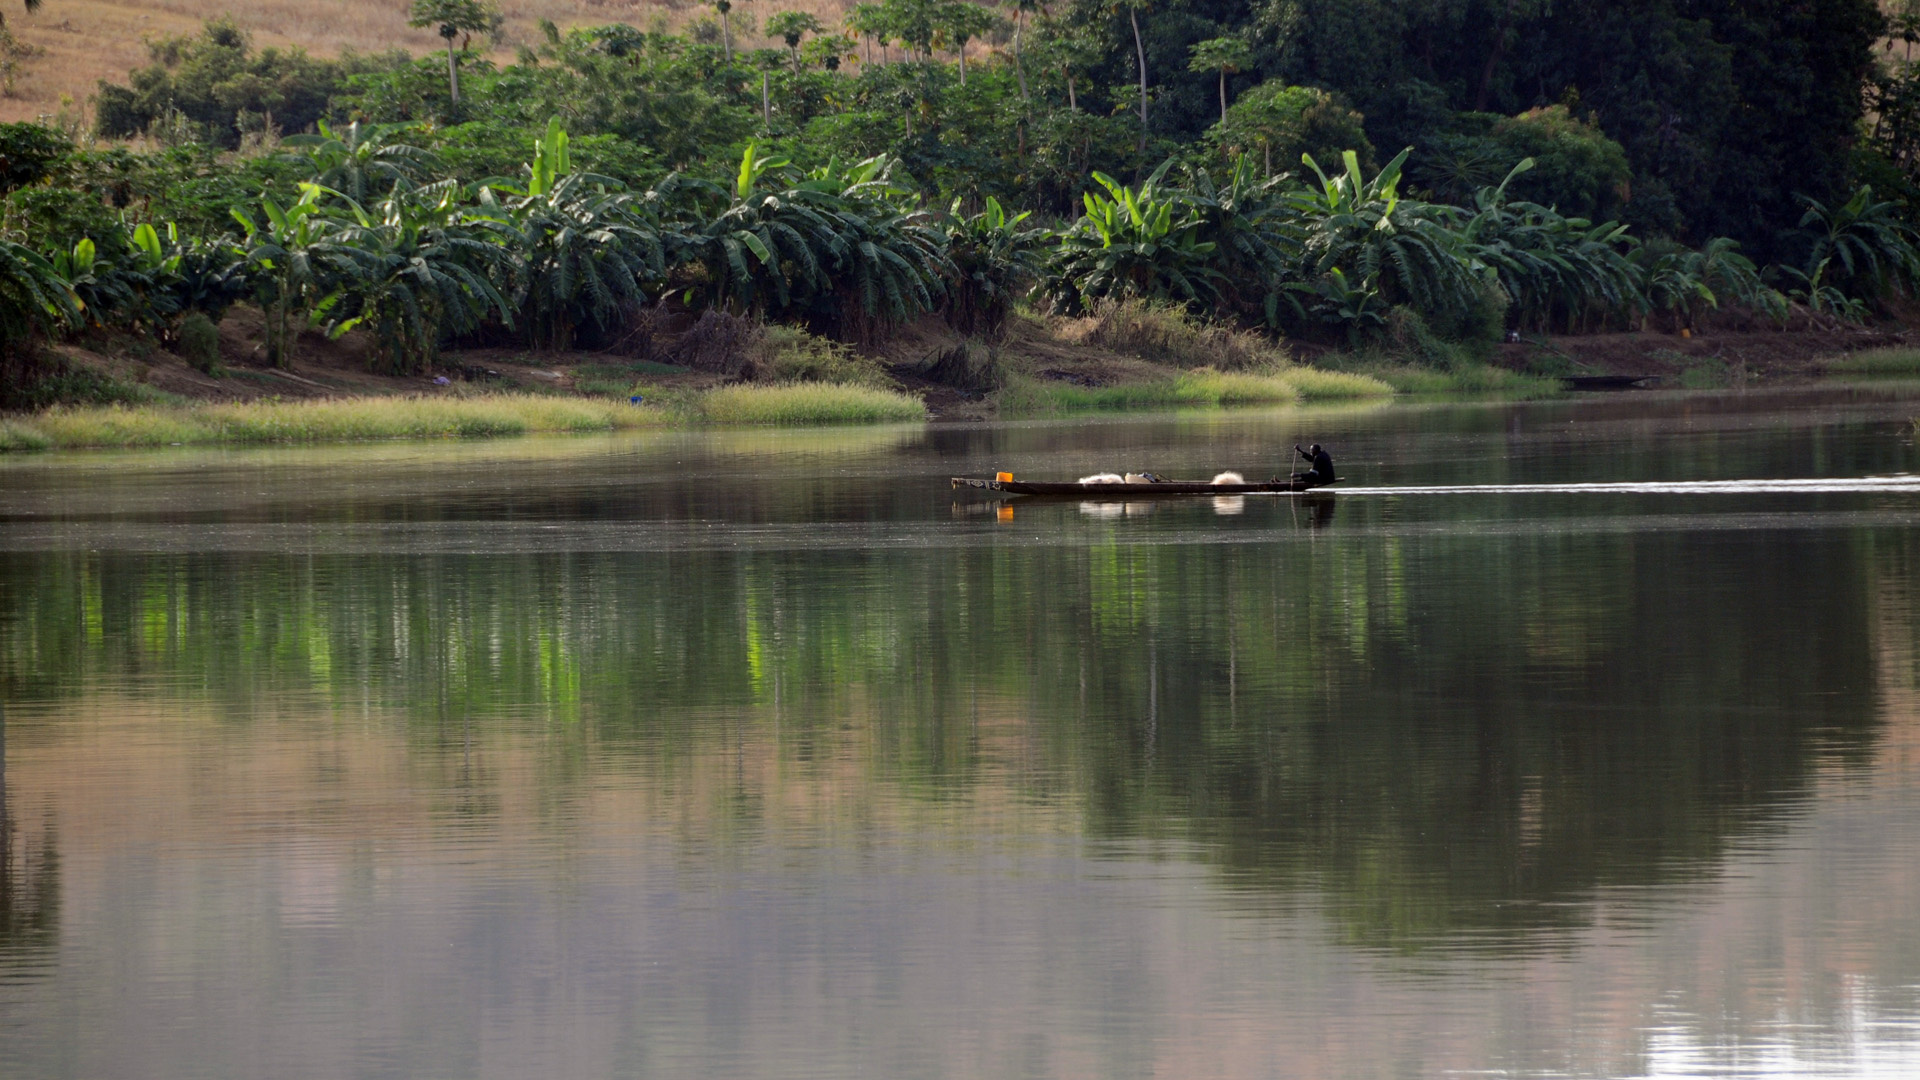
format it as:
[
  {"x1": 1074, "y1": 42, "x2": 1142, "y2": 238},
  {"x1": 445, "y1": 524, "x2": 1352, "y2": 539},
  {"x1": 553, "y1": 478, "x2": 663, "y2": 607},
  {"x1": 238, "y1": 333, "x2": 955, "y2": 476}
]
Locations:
[{"x1": 996, "y1": 472, "x2": 1014, "y2": 483}]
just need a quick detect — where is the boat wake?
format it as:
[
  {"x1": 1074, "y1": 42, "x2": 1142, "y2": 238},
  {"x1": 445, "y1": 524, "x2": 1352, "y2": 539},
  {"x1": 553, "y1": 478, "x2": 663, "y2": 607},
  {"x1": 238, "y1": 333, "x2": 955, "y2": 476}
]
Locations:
[{"x1": 1334, "y1": 474, "x2": 1920, "y2": 496}]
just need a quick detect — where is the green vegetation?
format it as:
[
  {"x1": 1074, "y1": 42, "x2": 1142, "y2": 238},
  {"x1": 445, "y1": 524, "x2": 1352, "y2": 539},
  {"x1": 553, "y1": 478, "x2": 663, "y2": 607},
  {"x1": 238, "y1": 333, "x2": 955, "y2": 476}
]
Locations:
[
  {"x1": 1358, "y1": 364, "x2": 1559, "y2": 397},
  {"x1": 698, "y1": 382, "x2": 928, "y2": 423},
  {"x1": 997, "y1": 365, "x2": 1387, "y2": 414},
  {"x1": 0, "y1": 3, "x2": 1913, "y2": 416},
  {"x1": 1821, "y1": 347, "x2": 1920, "y2": 373},
  {"x1": 1, "y1": 393, "x2": 661, "y2": 450}
]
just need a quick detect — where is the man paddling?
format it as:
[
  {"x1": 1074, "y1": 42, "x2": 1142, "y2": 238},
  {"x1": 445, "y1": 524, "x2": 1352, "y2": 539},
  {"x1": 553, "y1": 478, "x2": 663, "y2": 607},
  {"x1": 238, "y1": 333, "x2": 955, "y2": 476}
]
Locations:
[{"x1": 1293, "y1": 443, "x2": 1335, "y2": 487}]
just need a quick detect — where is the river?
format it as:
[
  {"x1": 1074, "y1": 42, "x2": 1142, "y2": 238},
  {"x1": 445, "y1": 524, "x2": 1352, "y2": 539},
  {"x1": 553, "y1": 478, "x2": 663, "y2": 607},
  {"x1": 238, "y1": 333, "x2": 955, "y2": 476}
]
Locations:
[{"x1": 2, "y1": 385, "x2": 1918, "y2": 1079}]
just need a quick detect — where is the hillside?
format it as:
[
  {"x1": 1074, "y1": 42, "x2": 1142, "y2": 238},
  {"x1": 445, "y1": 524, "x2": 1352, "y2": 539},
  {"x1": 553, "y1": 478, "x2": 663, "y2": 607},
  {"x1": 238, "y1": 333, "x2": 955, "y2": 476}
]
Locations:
[{"x1": 0, "y1": 0, "x2": 849, "y2": 125}]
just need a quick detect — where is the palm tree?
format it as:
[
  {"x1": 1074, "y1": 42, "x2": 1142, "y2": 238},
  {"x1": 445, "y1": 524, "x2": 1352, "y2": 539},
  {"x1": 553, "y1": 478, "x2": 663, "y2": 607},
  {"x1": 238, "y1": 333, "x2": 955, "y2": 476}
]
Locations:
[
  {"x1": 711, "y1": 0, "x2": 736, "y2": 65},
  {"x1": 748, "y1": 48, "x2": 786, "y2": 131},
  {"x1": 1006, "y1": 0, "x2": 1041, "y2": 100},
  {"x1": 1188, "y1": 36, "x2": 1250, "y2": 126},
  {"x1": 1104, "y1": 0, "x2": 1153, "y2": 150},
  {"x1": 846, "y1": 3, "x2": 883, "y2": 65},
  {"x1": 406, "y1": 0, "x2": 502, "y2": 106},
  {"x1": 765, "y1": 10, "x2": 824, "y2": 75},
  {"x1": 935, "y1": 0, "x2": 996, "y2": 86}
]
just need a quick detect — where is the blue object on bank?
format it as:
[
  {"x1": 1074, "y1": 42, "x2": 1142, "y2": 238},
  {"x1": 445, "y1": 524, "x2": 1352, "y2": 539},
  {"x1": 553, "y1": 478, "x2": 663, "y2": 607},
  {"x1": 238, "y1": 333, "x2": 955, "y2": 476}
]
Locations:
[{"x1": 630, "y1": 395, "x2": 645, "y2": 404}]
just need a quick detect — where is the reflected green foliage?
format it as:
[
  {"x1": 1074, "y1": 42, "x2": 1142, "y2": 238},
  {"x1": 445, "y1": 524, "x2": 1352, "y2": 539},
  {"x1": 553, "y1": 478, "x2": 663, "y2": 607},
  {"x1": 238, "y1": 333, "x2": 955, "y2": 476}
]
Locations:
[{"x1": 0, "y1": 411, "x2": 1902, "y2": 946}]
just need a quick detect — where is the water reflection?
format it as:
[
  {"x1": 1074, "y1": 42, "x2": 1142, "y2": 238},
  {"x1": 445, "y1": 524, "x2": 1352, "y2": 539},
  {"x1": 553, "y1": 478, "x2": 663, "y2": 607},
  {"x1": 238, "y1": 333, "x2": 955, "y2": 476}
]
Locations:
[
  {"x1": 0, "y1": 704, "x2": 59, "y2": 975},
  {"x1": 0, "y1": 523, "x2": 1896, "y2": 946},
  {"x1": 0, "y1": 386, "x2": 1917, "y2": 1078}
]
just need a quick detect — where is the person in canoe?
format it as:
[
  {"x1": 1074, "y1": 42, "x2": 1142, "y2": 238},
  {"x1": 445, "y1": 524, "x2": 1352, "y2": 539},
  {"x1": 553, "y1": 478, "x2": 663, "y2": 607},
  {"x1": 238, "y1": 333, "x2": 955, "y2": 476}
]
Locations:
[{"x1": 1292, "y1": 444, "x2": 1335, "y2": 487}]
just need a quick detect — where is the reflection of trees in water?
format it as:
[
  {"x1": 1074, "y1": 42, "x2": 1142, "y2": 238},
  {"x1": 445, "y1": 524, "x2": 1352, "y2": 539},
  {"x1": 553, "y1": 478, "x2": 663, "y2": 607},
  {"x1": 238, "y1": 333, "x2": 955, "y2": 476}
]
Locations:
[
  {"x1": 0, "y1": 524, "x2": 1895, "y2": 945},
  {"x1": 0, "y1": 705, "x2": 60, "y2": 965}
]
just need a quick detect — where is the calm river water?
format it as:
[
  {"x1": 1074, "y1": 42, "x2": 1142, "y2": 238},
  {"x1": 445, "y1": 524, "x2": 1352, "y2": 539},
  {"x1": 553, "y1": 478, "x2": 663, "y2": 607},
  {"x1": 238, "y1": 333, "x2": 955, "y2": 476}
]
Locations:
[{"x1": 3, "y1": 386, "x2": 1920, "y2": 1079}]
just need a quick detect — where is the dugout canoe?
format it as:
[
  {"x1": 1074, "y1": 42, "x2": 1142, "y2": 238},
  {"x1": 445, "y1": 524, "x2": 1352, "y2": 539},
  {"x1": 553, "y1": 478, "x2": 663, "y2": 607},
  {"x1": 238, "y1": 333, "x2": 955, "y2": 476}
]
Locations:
[{"x1": 951, "y1": 476, "x2": 1337, "y2": 497}]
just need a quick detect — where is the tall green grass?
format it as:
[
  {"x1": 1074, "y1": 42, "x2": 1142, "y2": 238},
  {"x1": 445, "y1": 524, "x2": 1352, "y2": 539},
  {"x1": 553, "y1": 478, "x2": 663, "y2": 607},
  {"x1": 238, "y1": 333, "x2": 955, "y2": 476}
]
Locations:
[
  {"x1": 698, "y1": 383, "x2": 928, "y2": 424},
  {"x1": 1, "y1": 393, "x2": 665, "y2": 451},
  {"x1": 1278, "y1": 367, "x2": 1395, "y2": 399},
  {"x1": 1357, "y1": 364, "x2": 1558, "y2": 396},
  {"x1": 1822, "y1": 348, "x2": 1920, "y2": 373},
  {"x1": 998, "y1": 366, "x2": 1389, "y2": 414}
]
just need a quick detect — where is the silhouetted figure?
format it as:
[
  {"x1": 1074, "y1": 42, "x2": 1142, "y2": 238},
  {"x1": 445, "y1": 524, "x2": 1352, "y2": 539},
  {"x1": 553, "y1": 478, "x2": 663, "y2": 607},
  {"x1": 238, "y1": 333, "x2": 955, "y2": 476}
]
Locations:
[{"x1": 1293, "y1": 443, "x2": 1335, "y2": 487}]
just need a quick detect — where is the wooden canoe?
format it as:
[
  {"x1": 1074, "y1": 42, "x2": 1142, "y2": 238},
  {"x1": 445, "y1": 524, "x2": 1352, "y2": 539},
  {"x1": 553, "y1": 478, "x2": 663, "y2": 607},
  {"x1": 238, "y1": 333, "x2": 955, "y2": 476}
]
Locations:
[{"x1": 951, "y1": 476, "x2": 1337, "y2": 497}]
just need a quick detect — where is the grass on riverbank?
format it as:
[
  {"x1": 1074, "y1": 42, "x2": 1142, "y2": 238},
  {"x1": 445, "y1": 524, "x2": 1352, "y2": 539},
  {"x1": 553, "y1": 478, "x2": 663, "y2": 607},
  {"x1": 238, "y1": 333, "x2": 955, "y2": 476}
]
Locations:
[
  {"x1": 997, "y1": 367, "x2": 1391, "y2": 414},
  {"x1": 1346, "y1": 363, "x2": 1560, "y2": 396},
  {"x1": 0, "y1": 393, "x2": 666, "y2": 451},
  {"x1": 1822, "y1": 348, "x2": 1920, "y2": 373},
  {"x1": 698, "y1": 382, "x2": 928, "y2": 424}
]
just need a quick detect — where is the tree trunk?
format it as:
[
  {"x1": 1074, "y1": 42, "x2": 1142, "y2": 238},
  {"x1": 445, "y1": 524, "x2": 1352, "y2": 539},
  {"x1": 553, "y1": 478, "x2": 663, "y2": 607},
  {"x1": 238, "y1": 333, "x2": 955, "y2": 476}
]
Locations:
[
  {"x1": 761, "y1": 70, "x2": 771, "y2": 130},
  {"x1": 722, "y1": 12, "x2": 732, "y2": 65},
  {"x1": 1473, "y1": 0, "x2": 1520, "y2": 112},
  {"x1": 1067, "y1": 71, "x2": 1077, "y2": 111},
  {"x1": 446, "y1": 39, "x2": 460, "y2": 105},
  {"x1": 1130, "y1": 8, "x2": 1148, "y2": 150},
  {"x1": 958, "y1": 42, "x2": 967, "y2": 86},
  {"x1": 1013, "y1": 15, "x2": 1028, "y2": 100},
  {"x1": 1218, "y1": 69, "x2": 1227, "y2": 125}
]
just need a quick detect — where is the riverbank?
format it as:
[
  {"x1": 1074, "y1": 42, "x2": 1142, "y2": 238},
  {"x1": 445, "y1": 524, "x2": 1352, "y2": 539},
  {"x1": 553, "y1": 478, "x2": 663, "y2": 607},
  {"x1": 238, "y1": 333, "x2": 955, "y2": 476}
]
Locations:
[{"x1": 3, "y1": 302, "x2": 1909, "y2": 452}]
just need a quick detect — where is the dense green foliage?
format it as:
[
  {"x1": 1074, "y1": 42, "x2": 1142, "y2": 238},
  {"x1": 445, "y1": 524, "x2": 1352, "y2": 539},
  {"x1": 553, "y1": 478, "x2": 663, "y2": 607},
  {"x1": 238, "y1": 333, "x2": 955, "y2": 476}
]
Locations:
[{"x1": 0, "y1": 3, "x2": 1910, "y2": 396}]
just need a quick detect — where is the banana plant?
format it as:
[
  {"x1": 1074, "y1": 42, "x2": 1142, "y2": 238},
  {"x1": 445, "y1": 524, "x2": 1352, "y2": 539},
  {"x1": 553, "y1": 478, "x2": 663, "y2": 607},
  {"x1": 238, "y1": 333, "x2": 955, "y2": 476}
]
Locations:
[
  {"x1": 0, "y1": 238, "x2": 79, "y2": 348},
  {"x1": 1633, "y1": 236, "x2": 1780, "y2": 329},
  {"x1": 1283, "y1": 267, "x2": 1387, "y2": 345},
  {"x1": 1046, "y1": 160, "x2": 1221, "y2": 311},
  {"x1": 676, "y1": 144, "x2": 946, "y2": 338},
  {"x1": 1288, "y1": 148, "x2": 1481, "y2": 330},
  {"x1": 1793, "y1": 185, "x2": 1920, "y2": 304},
  {"x1": 1777, "y1": 259, "x2": 1869, "y2": 324},
  {"x1": 478, "y1": 119, "x2": 668, "y2": 350},
  {"x1": 1181, "y1": 154, "x2": 1300, "y2": 324},
  {"x1": 1460, "y1": 160, "x2": 1641, "y2": 333},
  {"x1": 280, "y1": 121, "x2": 441, "y2": 204},
  {"x1": 322, "y1": 180, "x2": 514, "y2": 374},
  {"x1": 231, "y1": 183, "x2": 357, "y2": 367},
  {"x1": 941, "y1": 194, "x2": 1047, "y2": 336}
]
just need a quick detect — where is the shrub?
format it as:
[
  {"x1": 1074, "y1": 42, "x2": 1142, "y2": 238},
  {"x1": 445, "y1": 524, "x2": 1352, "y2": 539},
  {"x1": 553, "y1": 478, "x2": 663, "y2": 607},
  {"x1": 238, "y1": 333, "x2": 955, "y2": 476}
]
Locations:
[
  {"x1": 176, "y1": 312, "x2": 222, "y2": 375},
  {"x1": 1419, "y1": 106, "x2": 1632, "y2": 220},
  {"x1": 751, "y1": 324, "x2": 892, "y2": 387},
  {"x1": 1082, "y1": 297, "x2": 1289, "y2": 369},
  {"x1": 1207, "y1": 82, "x2": 1375, "y2": 178},
  {"x1": 671, "y1": 309, "x2": 762, "y2": 375},
  {"x1": 94, "y1": 19, "x2": 409, "y2": 147},
  {"x1": 0, "y1": 123, "x2": 71, "y2": 195},
  {"x1": 916, "y1": 339, "x2": 1005, "y2": 391}
]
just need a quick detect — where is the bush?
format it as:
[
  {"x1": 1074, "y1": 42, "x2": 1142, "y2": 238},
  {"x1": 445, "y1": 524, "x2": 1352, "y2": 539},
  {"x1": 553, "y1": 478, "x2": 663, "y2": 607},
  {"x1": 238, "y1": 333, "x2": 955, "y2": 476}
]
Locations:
[
  {"x1": 916, "y1": 340, "x2": 1005, "y2": 391},
  {"x1": 1417, "y1": 106, "x2": 1632, "y2": 219},
  {"x1": 0, "y1": 123, "x2": 71, "y2": 195},
  {"x1": 3, "y1": 186, "x2": 125, "y2": 256},
  {"x1": 95, "y1": 18, "x2": 410, "y2": 147},
  {"x1": 750, "y1": 324, "x2": 892, "y2": 387},
  {"x1": 1081, "y1": 297, "x2": 1289, "y2": 370},
  {"x1": 176, "y1": 312, "x2": 222, "y2": 375},
  {"x1": 1207, "y1": 83, "x2": 1376, "y2": 177}
]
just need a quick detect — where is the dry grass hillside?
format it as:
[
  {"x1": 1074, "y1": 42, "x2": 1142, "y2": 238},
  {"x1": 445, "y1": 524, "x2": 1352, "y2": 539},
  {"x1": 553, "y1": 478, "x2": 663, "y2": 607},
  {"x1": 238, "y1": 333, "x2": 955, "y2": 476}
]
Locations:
[{"x1": 0, "y1": 0, "x2": 857, "y2": 125}]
